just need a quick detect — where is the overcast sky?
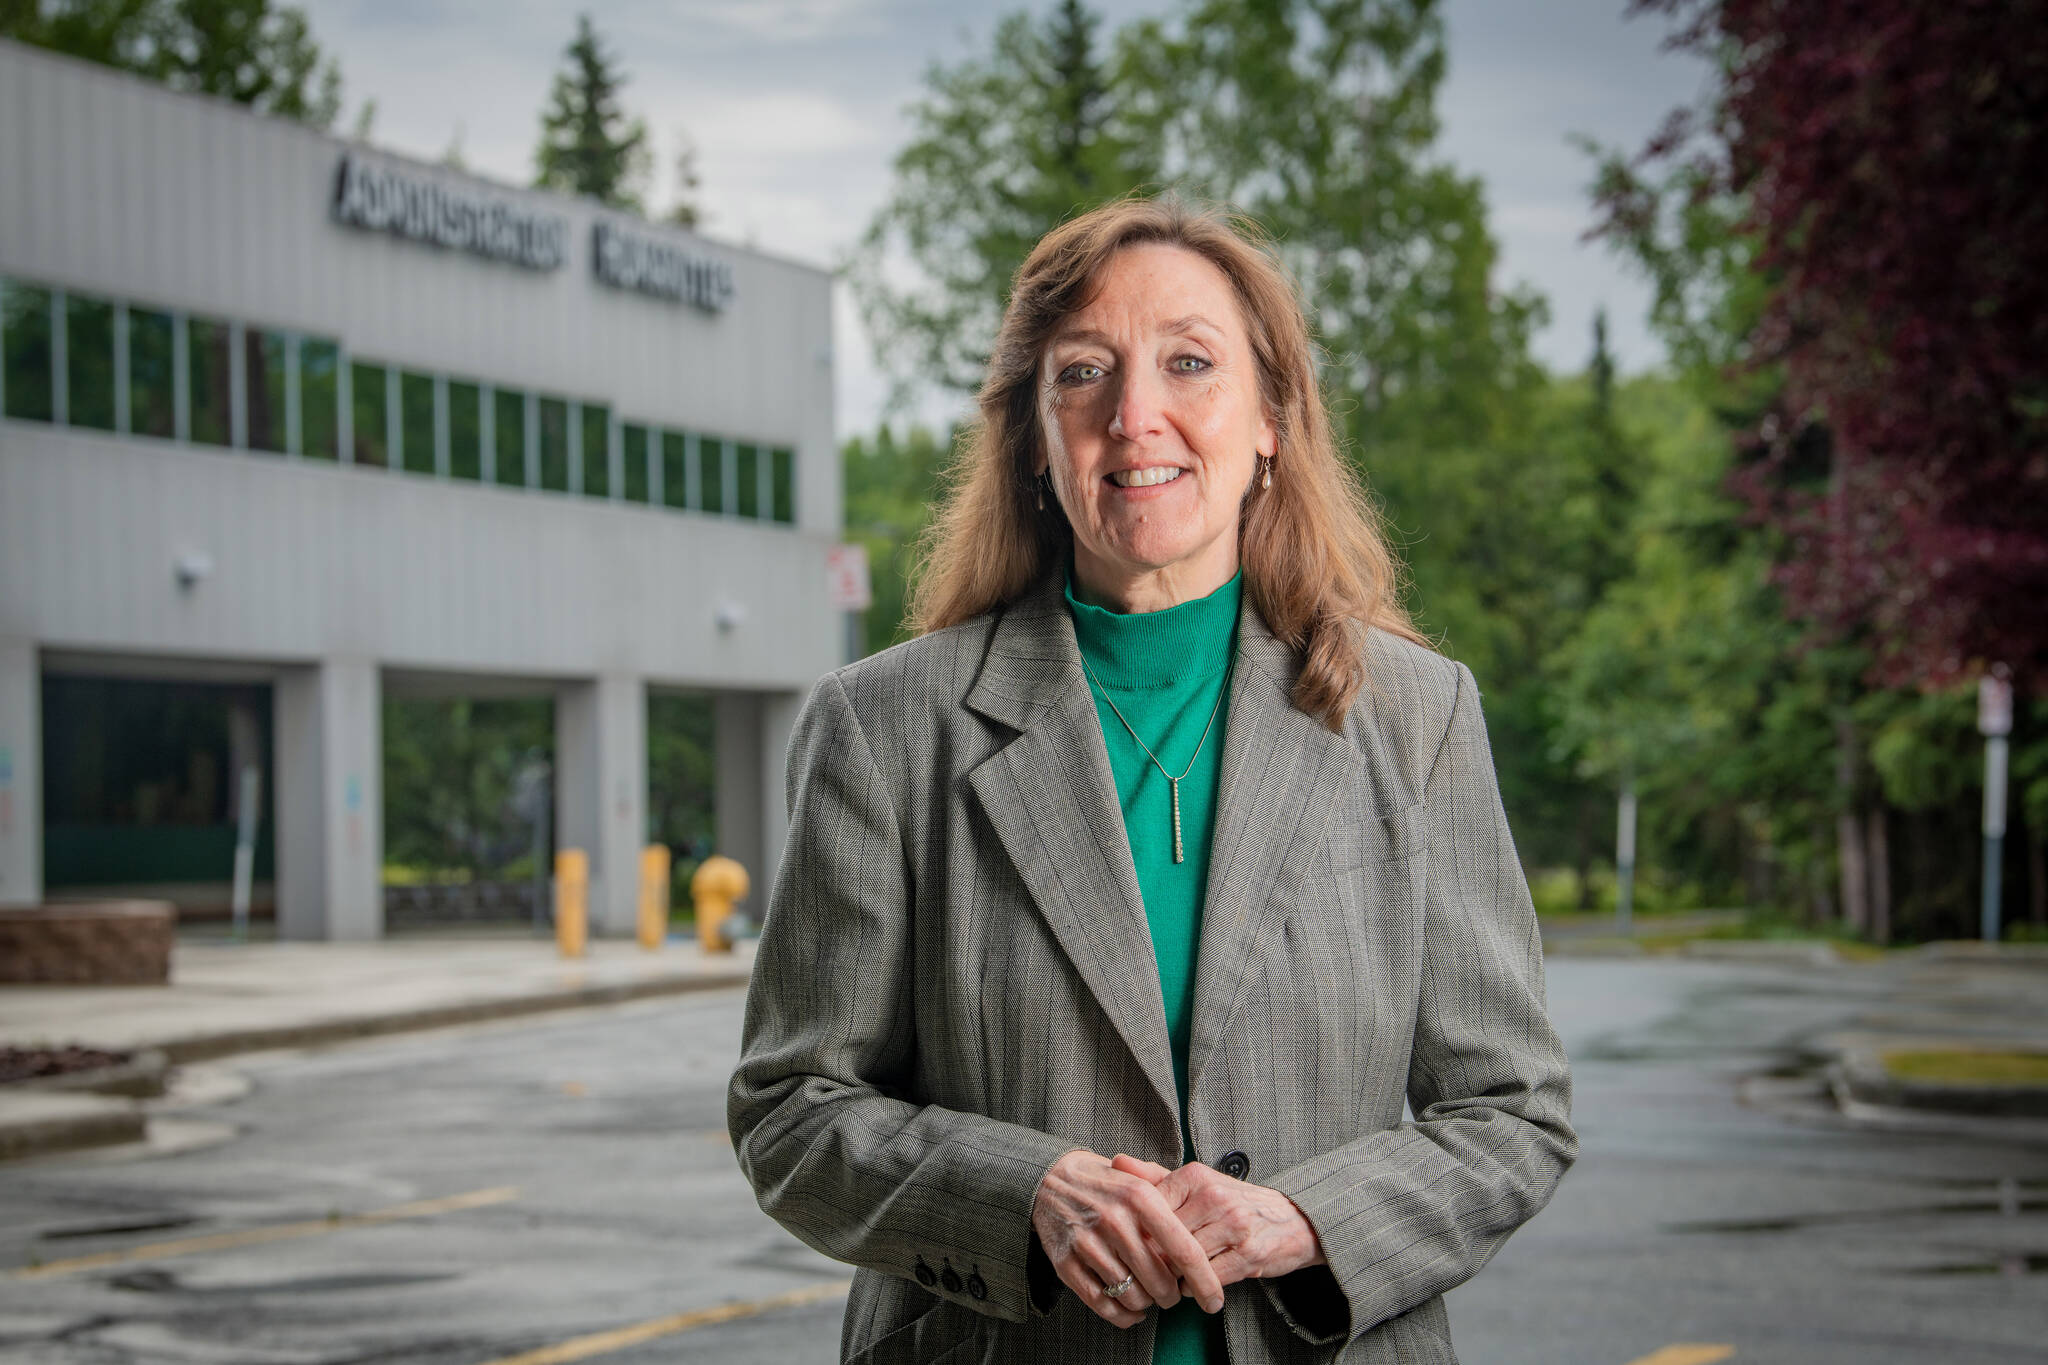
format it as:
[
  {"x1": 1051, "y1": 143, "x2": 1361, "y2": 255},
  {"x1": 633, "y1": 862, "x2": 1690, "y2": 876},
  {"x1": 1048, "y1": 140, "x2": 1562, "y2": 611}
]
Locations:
[{"x1": 299, "y1": 0, "x2": 1714, "y2": 440}]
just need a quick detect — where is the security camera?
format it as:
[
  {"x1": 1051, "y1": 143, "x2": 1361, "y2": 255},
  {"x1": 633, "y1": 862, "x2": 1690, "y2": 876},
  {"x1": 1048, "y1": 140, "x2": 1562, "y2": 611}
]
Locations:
[{"x1": 174, "y1": 550, "x2": 214, "y2": 589}]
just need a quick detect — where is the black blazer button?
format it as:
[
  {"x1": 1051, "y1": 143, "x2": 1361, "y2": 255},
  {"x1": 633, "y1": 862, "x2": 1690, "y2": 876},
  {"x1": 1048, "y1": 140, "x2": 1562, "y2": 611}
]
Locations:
[
  {"x1": 966, "y1": 1265, "x2": 988, "y2": 1300},
  {"x1": 940, "y1": 1258, "x2": 964, "y2": 1294},
  {"x1": 1216, "y1": 1149, "x2": 1250, "y2": 1181},
  {"x1": 914, "y1": 1255, "x2": 938, "y2": 1288}
]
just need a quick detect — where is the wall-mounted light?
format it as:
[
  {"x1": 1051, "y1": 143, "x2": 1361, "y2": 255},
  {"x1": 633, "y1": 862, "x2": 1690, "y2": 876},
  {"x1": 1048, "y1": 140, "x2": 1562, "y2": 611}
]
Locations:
[{"x1": 174, "y1": 549, "x2": 214, "y2": 590}]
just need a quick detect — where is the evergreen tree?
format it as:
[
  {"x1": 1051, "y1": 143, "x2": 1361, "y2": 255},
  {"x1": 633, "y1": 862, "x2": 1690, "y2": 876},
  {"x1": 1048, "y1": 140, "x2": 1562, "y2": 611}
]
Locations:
[
  {"x1": 664, "y1": 125, "x2": 703, "y2": 230},
  {"x1": 533, "y1": 12, "x2": 650, "y2": 210}
]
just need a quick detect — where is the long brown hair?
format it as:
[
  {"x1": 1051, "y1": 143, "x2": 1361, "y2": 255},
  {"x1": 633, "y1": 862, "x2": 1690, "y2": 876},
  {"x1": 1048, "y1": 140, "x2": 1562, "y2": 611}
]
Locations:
[{"x1": 908, "y1": 195, "x2": 1428, "y2": 730}]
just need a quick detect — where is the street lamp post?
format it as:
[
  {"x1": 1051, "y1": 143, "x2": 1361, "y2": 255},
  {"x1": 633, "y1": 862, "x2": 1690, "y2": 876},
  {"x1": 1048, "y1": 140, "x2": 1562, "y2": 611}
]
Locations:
[
  {"x1": 1979, "y1": 669, "x2": 2013, "y2": 943},
  {"x1": 1616, "y1": 776, "x2": 1637, "y2": 934}
]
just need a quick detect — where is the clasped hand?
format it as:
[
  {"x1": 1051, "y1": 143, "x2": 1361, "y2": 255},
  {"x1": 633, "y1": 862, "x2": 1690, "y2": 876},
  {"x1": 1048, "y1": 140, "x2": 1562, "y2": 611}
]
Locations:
[{"x1": 1028, "y1": 1149, "x2": 1326, "y2": 1329}]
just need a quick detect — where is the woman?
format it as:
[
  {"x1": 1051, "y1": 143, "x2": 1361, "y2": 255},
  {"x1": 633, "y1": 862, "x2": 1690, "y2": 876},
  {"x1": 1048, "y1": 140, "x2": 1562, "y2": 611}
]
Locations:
[{"x1": 728, "y1": 196, "x2": 1575, "y2": 1365}]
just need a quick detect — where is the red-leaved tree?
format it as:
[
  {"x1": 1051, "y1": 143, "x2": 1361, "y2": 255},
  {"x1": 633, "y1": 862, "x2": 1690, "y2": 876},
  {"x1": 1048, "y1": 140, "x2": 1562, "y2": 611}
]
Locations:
[{"x1": 1620, "y1": 0, "x2": 2048, "y2": 692}]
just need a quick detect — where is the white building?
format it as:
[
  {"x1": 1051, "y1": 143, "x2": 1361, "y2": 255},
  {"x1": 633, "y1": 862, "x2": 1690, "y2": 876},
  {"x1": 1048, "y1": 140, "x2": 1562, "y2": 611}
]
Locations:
[{"x1": 0, "y1": 39, "x2": 841, "y2": 938}]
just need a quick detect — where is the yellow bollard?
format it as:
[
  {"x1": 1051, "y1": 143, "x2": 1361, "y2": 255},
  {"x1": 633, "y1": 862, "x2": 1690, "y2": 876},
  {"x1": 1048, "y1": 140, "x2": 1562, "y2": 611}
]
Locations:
[
  {"x1": 690, "y1": 854, "x2": 750, "y2": 954},
  {"x1": 638, "y1": 844, "x2": 672, "y2": 951},
  {"x1": 554, "y1": 848, "x2": 588, "y2": 958}
]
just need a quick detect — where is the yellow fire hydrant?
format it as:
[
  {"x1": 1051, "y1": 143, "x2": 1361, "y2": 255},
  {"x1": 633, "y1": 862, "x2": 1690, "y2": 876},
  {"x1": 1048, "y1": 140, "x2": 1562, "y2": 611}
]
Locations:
[{"x1": 690, "y1": 854, "x2": 749, "y2": 954}]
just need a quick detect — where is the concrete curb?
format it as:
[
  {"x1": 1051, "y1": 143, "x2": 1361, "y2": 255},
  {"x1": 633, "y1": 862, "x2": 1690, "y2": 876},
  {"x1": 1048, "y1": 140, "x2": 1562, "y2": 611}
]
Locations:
[
  {"x1": 0, "y1": 1092, "x2": 145, "y2": 1161},
  {"x1": 1829, "y1": 1047, "x2": 2048, "y2": 1119},
  {"x1": 149, "y1": 967, "x2": 754, "y2": 1064},
  {"x1": 1679, "y1": 939, "x2": 1843, "y2": 967}
]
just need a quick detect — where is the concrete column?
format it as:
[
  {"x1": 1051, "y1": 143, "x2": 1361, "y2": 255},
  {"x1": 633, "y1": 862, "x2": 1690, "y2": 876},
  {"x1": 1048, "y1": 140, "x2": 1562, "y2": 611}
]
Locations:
[
  {"x1": 761, "y1": 691, "x2": 802, "y2": 900},
  {"x1": 556, "y1": 673, "x2": 645, "y2": 937},
  {"x1": 714, "y1": 693, "x2": 764, "y2": 899},
  {"x1": 274, "y1": 658, "x2": 383, "y2": 940},
  {"x1": 0, "y1": 639, "x2": 42, "y2": 908},
  {"x1": 714, "y1": 690, "x2": 803, "y2": 918}
]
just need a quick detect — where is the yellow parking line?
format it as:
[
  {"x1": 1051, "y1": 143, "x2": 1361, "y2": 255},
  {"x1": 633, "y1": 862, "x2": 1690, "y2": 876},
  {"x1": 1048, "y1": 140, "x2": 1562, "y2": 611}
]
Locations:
[
  {"x1": 475, "y1": 1280, "x2": 855, "y2": 1365},
  {"x1": 1625, "y1": 1347, "x2": 1736, "y2": 1365},
  {"x1": 14, "y1": 1185, "x2": 520, "y2": 1280}
]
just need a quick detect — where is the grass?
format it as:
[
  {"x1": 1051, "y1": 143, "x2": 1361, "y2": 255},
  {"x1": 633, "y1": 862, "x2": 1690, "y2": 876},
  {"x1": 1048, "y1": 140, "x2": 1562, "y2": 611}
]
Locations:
[{"x1": 1881, "y1": 1050, "x2": 2048, "y2": 1086}]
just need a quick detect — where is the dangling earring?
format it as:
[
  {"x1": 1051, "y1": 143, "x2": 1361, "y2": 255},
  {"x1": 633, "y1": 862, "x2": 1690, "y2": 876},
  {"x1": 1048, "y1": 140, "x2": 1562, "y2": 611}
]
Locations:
[
  {"x1": 1261, "y1": 455, "x2": 1272, "y2": 490},
  {"x1": 1035, "y1": 471, "x2": 1046, "y2": 511}
]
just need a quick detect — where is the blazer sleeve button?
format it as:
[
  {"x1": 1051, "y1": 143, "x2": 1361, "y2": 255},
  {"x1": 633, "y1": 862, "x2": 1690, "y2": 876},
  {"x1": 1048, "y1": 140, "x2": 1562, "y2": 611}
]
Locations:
[
  {"x1": 966, "y1": 1265, "x2": 988, "y2": 1300},
  {"x1": 1216, "y1": 1149, "x2": 1251, "y2": 1181},
  {"x1": 914, "y1": 1255, "x2": 938, "y2": 1288},
  {"x1": 940, "y1": 1259, "x2": 964, "y2": 1294}
]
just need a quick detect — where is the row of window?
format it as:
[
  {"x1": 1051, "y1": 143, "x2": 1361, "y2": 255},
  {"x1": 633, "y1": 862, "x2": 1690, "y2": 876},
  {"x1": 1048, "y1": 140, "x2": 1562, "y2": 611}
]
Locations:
[{"x1": 0, "y1": 278, "x2": 797, "y2": 524}]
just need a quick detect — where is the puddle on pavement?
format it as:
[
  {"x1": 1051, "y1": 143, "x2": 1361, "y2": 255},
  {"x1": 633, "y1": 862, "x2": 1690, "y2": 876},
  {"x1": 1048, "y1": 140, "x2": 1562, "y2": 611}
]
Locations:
[
  {"x1": 1904, "y1": 1253, "x2": 2048, "y2": 1277},
  {"x1": 109, "y1": 1267, "x2": 458, "y2": 1294},
  {"x1": 1665, "y1": 1195, "x2": 2045, "y2": 1235},
  {"x1": 38, "y1": 1215, "x2": 203, "y2": 1241}
]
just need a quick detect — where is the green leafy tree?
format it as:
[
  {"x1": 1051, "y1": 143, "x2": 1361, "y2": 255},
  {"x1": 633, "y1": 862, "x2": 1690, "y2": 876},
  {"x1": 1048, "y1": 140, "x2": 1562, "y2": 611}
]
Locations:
[
  {"x1": 854, "y1": 0, "x2": 1613, "y2": 879},
  {"x1": 843, "y1": 425, "x2": 952, "y2": 653},
  {"x1": 533, "y1": 12, "x2": 650, "y2": 210},
  {"x1": 3, "y1": 0, "x2": 342, "y2": 127},
  {"x1": 850, "y1": 0, "x2": 1160, "y2": 403}
]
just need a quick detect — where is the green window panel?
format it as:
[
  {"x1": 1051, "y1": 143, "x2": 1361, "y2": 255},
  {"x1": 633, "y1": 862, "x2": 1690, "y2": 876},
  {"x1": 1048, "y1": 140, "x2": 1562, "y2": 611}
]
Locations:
[
  {"x1": 622, "y1": 423, "x2": 649, "y2": 503},
  {"x1": 399, "y1": 371, "x2": 435, "y2": 474},
  {"x1": 735, "y1": 443, "x2": 760, "y2": 519},
  {"x1": 3, "y1": 281, "x2": 55, "y2": 422},
  {"x1": 65, "y1": 293, "x2": 116, "y2": 431},
  {"x1": 186, "y1": 317, "x2": 232, "y2": 447},
  {"x1": 300, "y1": 338, "x2": 340, "y2": 460},
  {"x1": 581, "y1": 403, "x2": 610, "y2": 499},
  {"x1": 449, "y1": 380, "x2": 482, "y2": 481},
  {"x1": 245, "y1": 327, "x2": 288, "y2": 453},
  {"x1": 661, "y1": 431, "x2": 690, "y2": 510},
  {"x1": 350, "y1": 361, "x2": 389, "y2": 467},
  {"x1": 771, "y1": 448, "x2": 795, "y2": 524},
  {"x1": 494, "y1": 389, "x2": 527, "y2": 486},
  {"x1": 538, "y1": 397, "x2": 569, "y2": 492},
  {"x1": 127, "y1": 308, "x2": 176, "y2": 439},
  {"x1": 580, "y1": 403, "x2": 610, "y2": 497},
  {"x1": 698, "y1": 436, "x2": 725, "y2": 513}
]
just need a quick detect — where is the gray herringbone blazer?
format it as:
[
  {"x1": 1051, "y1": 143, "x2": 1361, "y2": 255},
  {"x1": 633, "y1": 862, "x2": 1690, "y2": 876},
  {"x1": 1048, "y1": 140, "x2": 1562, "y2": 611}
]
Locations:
[{"x1": 728, "y1": 566, "x2": 1575, "y2": 1364}]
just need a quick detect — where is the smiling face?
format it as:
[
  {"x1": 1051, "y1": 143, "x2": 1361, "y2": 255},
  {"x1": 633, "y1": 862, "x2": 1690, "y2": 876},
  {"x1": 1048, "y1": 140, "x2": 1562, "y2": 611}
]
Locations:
[{"x1": 1036, "y1": 242, "x2": 1277, "y2": 613}]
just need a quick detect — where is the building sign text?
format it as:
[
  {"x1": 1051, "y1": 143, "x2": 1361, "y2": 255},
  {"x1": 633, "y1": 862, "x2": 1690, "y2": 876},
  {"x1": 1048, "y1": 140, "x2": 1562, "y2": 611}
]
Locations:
[
  {"x1": 332, "y1": 154, "x2": 568, "y2": 272},
  {"x1": 593, "y1": 221, "x2": 735, "y2": 312}
]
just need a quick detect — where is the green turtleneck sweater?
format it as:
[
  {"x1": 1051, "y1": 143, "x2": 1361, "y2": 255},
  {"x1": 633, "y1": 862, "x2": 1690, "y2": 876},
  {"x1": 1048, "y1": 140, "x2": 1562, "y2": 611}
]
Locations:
[{"x1": 1064, "y1": 556, "x2": 1240, "y2": 1365}]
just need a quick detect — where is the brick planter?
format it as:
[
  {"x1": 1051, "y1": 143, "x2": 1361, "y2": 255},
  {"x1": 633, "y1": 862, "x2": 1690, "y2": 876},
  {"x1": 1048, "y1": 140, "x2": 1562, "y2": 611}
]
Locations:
[{"x1": 0, "y1": 902, "x2": 176, "y2": 985}]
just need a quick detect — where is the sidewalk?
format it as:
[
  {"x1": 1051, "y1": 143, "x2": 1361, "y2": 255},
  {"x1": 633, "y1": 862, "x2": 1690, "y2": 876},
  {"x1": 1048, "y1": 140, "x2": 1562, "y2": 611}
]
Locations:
[{"x1": 0, "y1": 932, "x2": 754, "y2": 1061}]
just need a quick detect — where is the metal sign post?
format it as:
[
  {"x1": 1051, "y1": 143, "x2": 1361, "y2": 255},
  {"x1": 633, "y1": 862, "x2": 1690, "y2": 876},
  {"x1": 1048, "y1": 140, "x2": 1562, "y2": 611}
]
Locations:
[
  {"x1": 230, "y1": 764, "x2": 260, "y2": 942},
  {"x1": 1615, "y1": 779, "x2": 1637, "y2": 933},
  {"x1": 828, "y1": 543, "x2": 874, "y2": 663},
  {"x1": 1979, "y1": 670, "x2": 2013, "y2": 942}
]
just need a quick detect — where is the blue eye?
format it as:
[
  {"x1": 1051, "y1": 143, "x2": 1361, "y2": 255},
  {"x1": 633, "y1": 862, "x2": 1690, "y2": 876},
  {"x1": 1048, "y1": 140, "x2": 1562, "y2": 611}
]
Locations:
[
  {"x1": 1173, "y1": 355, "x2": 1211, "y2": 373},
  {"x1": 1062, "y1": 362, "x2": 1104, "y2": 383}
]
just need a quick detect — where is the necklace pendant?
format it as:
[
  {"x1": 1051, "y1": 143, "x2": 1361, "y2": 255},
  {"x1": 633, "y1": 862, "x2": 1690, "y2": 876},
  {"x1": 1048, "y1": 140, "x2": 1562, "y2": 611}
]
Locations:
[{"x1": 1170, "y1": 778, "x2": 1184, "y2": 864}]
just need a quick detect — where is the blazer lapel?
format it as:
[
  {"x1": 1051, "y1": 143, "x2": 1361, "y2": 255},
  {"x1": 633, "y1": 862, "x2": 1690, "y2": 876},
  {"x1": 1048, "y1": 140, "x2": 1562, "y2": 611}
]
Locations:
[
  {"x1": 965, "y1": 571, "x2": 1183, "y2": 1128},
  {"x1": 1185, "y1": 598, "x2": 1369, "y2": 1102}
]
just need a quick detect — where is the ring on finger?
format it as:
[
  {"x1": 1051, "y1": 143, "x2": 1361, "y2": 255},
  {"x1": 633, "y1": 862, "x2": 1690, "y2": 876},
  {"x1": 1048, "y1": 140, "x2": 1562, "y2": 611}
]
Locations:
[{"x1": 1101, "y1": 1271, "x2": 1136, "y2": 1299}]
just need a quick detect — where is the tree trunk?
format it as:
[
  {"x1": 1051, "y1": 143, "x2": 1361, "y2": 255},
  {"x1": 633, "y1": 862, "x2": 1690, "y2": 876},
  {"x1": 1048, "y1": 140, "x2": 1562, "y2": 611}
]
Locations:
[
  {"x1": 1809, "y1": 818, "x2": 1836, "y2": 928},
  {"x1": 1866, "y1": 805, "x2": 1892, "y2": 945},
  {"x1": 2030, "y1": 832, "x2": 2046, "y2": 929}
]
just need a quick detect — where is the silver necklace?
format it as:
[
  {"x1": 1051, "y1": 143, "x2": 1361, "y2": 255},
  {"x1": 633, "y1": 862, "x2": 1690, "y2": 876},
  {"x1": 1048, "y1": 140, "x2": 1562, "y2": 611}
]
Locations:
[{"x1": 1078, "y1": 653, "x2": 1229, "y2": 864}]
